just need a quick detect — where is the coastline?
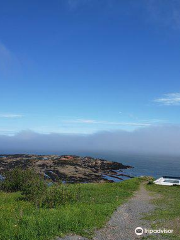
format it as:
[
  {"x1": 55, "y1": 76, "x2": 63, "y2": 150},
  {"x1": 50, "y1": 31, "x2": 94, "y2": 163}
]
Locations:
[{"x1": 0, "y1": 154, "x2": 133, "y2": 183}]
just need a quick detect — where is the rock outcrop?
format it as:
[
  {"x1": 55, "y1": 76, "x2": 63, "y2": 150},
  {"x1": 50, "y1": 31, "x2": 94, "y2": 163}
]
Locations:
[{"x1": 0, "y1": 154, "x2": 132, "y2": 183}]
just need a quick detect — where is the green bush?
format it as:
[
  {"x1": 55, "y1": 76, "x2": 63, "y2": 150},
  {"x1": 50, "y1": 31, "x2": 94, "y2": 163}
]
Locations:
[
  {"x1": 0, "y1": 168, "x2": 81, "y2": 208},
  {"x1": 21, "y1": 174, "x2": 47, "y2": 207},
  {"x1": 42, "y1": 184, "x2": 81, "y2": 208},
  {"x1": 1, "y1": 168, "x2": 41, "y2": 192},
  {"x1": 1, "y1": 168, "x2": 47, "y2": 207},
  {"x1": 147, "y1": 180, "x2": 154, "y2": 185}
]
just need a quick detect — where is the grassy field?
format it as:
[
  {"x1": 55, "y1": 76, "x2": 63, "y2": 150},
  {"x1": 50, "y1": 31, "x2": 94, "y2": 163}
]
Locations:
[
  {"x1": 144, "y1": 183, "x2": 180, "y2": 240},
  {"x1": 0, "y1": 178, "x2": 141, "y2": 240}
]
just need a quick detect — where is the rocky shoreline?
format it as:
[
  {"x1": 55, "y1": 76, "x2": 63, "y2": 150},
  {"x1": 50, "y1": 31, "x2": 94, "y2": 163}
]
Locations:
[{"x1": 0, "y1": 154, "x2": 133, "y2": 183}]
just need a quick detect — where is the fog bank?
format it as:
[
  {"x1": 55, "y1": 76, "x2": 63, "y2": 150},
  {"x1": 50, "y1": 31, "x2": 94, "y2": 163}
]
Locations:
[{"x1": 0, "y1": 125, "x2": 180, "y2": 156}]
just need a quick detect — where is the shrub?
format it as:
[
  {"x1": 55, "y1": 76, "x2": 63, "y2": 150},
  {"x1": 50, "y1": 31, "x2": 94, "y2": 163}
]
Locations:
[
  {"x1": 1, "y1": 168, "x2": 40, "y2": 192},
  {"x1": 22, "y1": 175, "x2": 47, "y2": 207},
  {"x1": 42, "y1": 184, "x2": 81, "y2": 208},
  {"x1": 1, "y1": 168, "x2": 81, "y2": 208},
  {"x1": 147, "y1": 180, "x2": 154, "y2": 185}
]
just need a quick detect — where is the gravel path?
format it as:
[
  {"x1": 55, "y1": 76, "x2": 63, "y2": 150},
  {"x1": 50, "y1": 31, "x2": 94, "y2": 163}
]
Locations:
[{"x1": 56, "y1": 183, "x2": 158, "y2": 240}]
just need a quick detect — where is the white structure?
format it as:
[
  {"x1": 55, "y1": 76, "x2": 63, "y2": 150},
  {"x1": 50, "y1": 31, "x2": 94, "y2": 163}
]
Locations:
[{"x1": 154, "y1": 176, "x2": 180, "y2": 186}]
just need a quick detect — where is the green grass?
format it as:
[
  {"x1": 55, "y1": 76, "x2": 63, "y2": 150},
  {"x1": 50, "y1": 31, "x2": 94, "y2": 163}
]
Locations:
[
  {"x1": 144, "y1": 183, "x2": 180, "y2": 240},
  {"x1": 0, "y1": 178, "x2": 141, "y2": 240}
]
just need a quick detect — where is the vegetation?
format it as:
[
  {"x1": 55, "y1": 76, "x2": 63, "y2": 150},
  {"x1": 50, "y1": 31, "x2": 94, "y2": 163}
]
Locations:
[
  {"x1": 0, "y1": 168, "x2": 41, "y2": 192},
  {"x1": 0, "y1": 170, "x2": 141, "y2": 240},
  {"x1": 144, "y1": 183, "x2": 180, "y2": 240},
  {"x1": 0, "y1": 169, "x2": 80, "y2": 208}
]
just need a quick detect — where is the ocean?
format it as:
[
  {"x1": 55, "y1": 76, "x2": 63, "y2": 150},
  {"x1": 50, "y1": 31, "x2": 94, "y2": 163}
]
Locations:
[{"x1": 77, "y1": 152, "x2": 180, "y2": 179}]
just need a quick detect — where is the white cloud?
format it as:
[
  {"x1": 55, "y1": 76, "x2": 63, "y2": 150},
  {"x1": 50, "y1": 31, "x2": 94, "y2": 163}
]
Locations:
[
  {"x1": 154, "y1": 93, "x2": 180, "y2": 106},
  {"x1": 64, "y1": 119, "x2": 151, "y2": 127},
  {"x1": 0, "y1": 114, "x2": 23, "y2": 118},
  {"x1": 76, "y1": 119, "x2": 97, "y2": 124},
  {"x1": 0, "y1": 128, "x2": 18, "y2": 136}
]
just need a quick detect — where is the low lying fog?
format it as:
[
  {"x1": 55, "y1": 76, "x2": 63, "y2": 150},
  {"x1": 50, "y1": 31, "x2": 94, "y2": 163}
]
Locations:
[{"x1": 0, "y1": 125, "x2": 180, "y2": 156}]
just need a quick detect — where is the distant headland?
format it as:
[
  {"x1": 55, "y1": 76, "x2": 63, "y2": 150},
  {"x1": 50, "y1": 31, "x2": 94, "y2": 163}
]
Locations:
[{"x1": 0, "y1": 154, "x2": 132, "y2": 183}]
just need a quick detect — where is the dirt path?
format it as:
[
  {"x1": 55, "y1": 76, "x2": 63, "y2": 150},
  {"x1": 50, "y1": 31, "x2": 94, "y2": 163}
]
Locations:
[{"x1": 57, "y1": 183, "x2": 158, "y2": 240}]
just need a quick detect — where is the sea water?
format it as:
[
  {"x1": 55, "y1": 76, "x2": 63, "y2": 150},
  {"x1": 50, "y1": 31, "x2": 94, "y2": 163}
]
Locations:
[
  {"x1": 76, "y1": 152, "x2": 180, "y2": 179},
  {"x1": 100, "y1": 153, "x2": 180, "y2": 179}
]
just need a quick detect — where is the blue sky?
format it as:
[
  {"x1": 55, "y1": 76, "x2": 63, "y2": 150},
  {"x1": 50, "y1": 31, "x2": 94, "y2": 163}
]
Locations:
[{"x1": 1, "y1": 0, "x2": 180, "y2": 135}]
